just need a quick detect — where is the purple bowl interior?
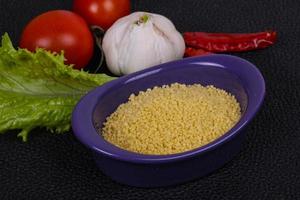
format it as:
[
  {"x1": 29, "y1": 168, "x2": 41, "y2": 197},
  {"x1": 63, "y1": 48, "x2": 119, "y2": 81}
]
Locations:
[{"x1": 72, "y1": 54, "x2": 265, "y2": 163}]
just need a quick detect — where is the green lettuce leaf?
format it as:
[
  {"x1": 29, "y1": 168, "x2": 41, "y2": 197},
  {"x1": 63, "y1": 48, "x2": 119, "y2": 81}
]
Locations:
[{"x1": 0, "y1": 33, "x2": 115, "y2": 141}]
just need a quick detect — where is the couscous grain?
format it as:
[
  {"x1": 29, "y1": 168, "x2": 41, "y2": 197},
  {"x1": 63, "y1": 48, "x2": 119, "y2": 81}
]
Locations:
[{"x1": 102, "y1": 83, "x2": 241, "y2": 155}]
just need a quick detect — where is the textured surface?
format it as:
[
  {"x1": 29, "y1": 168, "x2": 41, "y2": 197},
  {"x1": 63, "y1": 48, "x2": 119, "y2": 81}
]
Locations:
[{"x1": 0, "y1": 0, "x2": 299, "y2": 199}]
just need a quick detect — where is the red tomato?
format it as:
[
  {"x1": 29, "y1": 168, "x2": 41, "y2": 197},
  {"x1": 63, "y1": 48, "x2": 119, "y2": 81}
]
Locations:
[
  {"x1": 73, "y1": 0, "x2": 130, "y2": 30},
  {"x1": 20, "y1": 10, "x2": 94, "y2": 69}
]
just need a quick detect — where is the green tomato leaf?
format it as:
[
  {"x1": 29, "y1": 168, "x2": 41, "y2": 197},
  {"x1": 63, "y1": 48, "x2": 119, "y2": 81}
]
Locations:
[{"x1": 0, "y1": 33, "x2": 115, "y2": 141}]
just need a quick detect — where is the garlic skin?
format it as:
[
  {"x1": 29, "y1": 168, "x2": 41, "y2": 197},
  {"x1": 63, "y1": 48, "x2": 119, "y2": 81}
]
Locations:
[{"x1": 102, "y1": 12, "x2": 185, "y2": 76}]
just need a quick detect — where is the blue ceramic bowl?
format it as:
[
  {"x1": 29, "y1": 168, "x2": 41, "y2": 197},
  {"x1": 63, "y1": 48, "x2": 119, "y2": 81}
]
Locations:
[{"x1": 72, "y1": 54, "x2": 265, "y2": 187}]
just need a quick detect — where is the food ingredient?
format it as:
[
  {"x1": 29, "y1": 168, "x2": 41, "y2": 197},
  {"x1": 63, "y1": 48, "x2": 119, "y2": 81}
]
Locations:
[
  {"x1": 102, "y1": 12, "x2": 185, "y2": 76},
  {"x1": 184, "y1": 47, "x2": 211, "y2": 57},
  {"x1": 20, "y1": 10, "x2": 94, "y2": 69},
  {"x1": 102, "y1": 83, "x2": 241, "y2": 155},
  {"x1": 0, "y1": 34, "x2": 114, "y2": 141},
  {"x1": 73, "y1": 0, "x2": 130, "y2": 30},
  {"x1": 184, "y1": 30, "x2": 277, "y2": 52}
]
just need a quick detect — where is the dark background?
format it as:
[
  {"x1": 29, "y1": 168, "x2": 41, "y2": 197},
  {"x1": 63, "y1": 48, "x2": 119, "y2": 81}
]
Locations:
[{"x1": 0, "y1": 0, "x2": 300, "y2": 199}]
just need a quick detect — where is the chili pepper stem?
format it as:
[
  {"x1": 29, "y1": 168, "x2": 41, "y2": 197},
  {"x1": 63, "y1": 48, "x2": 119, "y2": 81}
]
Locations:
[{"x1": 90, "y1": 25, "x2": 105, "y2": 73}]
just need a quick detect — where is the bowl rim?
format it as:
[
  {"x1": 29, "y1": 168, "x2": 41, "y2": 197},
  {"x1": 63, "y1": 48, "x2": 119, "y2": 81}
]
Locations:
[{"x1": 72, "y1": 54, "x2": 265, "y2": 164}]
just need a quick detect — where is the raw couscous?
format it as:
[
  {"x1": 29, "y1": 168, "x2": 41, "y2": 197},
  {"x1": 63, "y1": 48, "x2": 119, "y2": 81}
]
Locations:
[{"x1": 102, "y1": 83, "x2": 241, "y2": 155}]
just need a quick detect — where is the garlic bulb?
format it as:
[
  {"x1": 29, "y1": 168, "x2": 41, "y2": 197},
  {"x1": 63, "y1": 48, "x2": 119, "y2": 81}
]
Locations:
[{"x1": 102, "y1": 12, "x2": 185, "y2": 76}]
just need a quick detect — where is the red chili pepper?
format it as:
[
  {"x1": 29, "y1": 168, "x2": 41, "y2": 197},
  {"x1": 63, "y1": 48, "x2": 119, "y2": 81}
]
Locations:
[
  {"x1": 183, "y1": 30, "x2": 277, "y2": 52},
  {"x1": 184, "y1": 47, "x2": 211, "y2": 57}
]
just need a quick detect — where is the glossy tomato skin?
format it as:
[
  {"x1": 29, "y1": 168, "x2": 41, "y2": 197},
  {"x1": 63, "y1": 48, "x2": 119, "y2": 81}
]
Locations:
[
  {"x1": 73, "y1": 0, "x2": 130, "y2": 30},
  {"x1": 20, "y1": 10, "x2": 94, "y2": 69}
]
